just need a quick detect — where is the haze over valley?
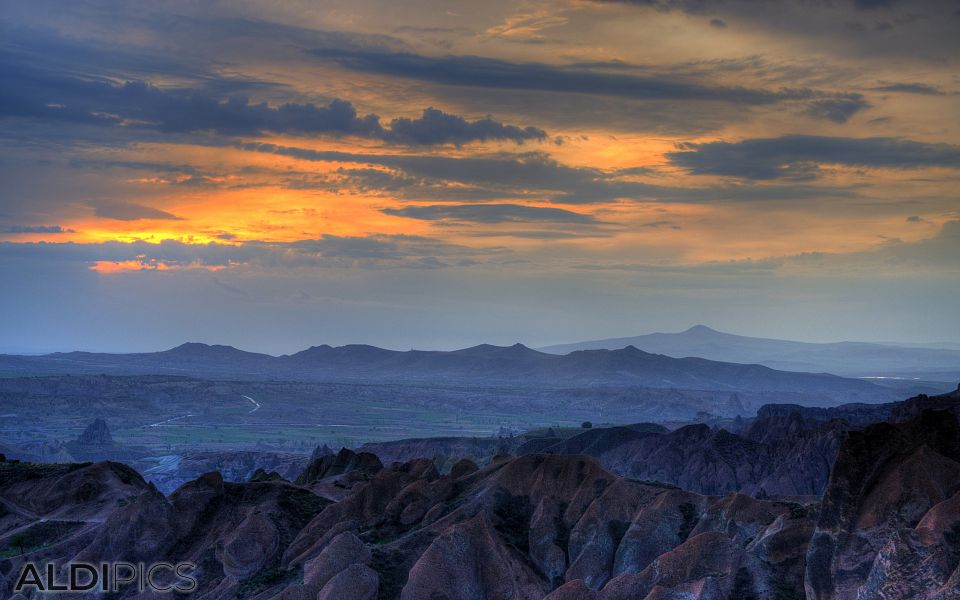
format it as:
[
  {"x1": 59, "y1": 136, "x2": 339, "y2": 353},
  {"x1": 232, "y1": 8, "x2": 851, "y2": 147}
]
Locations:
[{"x1": 0, "y1": 326, "x2": 955, "y2": 496}]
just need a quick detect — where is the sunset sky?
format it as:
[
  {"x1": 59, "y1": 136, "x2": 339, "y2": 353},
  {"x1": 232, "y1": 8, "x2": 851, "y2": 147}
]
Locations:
[{"x1": 1, "y1": 0, "x2": 959, "y2": 353}]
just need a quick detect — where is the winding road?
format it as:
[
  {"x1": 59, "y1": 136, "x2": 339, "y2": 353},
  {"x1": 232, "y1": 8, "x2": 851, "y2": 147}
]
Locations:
[
  {"x1": 242, "y1": 395, "x2": 260, "y2": 414},
  {"x1": 146, "y1": 414, "x2": 193, "y2": 428}
]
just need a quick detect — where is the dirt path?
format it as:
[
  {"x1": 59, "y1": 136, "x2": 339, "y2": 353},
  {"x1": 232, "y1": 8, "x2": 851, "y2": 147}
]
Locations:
[{"x1": 242, "y1": 395, "x2": 260, "y2": 414}]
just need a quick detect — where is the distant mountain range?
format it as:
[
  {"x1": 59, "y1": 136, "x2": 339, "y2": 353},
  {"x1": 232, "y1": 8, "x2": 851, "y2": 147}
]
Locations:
[
  {"x1": 0, "y1": 340, "x2": 902, "y2": 404},
  {"x1": 540, "y1": 325, "x2": 960, "y2": 381}
]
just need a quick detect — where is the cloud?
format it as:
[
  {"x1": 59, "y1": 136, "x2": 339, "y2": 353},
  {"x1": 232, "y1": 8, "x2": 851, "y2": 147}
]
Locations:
[
  {"x1": 709, "y1": 18, "x2": 727, "y2": 28},
  {"x1": 381, "y1": 204, "x2": 599, "y2": 224},
  {"x1": 465, "y1": 230, "x2": 615, "y2": 239},
  {"x1": 3, "y1": 225, "x2": 75, "y2": 234},
  {"x1": 639, "y1": 220, "x2": 682, "y2": 229},
  {"x1": 853, "y1": 0, "x2": 898, "y2": 9},
  {"x1": 237, "y1": 143, "x2": 602, "y2": 192},
  {"x1": 239, "y1": 141, "x2": 859, "y2": 203},
  {"x1": 873, "y1": 82, "x2": 945, "y2": 95},
  {"x1": 595, "y1": 0, "x2": 910, "y2": 13},
  {"x1": 667, "y1": 135, "x2": 960, "y2": 179},
  {"x1": 0, "y1": 57, "x2": 545, "y2": 146},
  {"x1": 595, "y1": 0, "x2": 903, "y2": 12},
  {"x1": 385, "y1": 108, "x2": 546, "y2": 145},
  {"x1": 571, "y1": 219, "x2": 960, "y2": 277},
  {"x1": 91, "y1": 202, "x2": 183, "y2": 221},
  {"x1": 803, "y1": 95, "x2": 871, "y2": 123},
  {"x1": 309, "y1": 46, "x2": 825, "y2": 105},
  {"x1": 0, "y1": 235, "x2": 506, "y2": 272},
  {"x1": 787, "y1": 220, "x2": 960, "y2": 272}
]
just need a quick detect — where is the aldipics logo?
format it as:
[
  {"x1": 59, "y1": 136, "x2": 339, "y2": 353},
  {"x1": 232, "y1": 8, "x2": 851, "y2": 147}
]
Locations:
[{"x1": 14, "y1": 562, "x2": 198, "y2": 593}]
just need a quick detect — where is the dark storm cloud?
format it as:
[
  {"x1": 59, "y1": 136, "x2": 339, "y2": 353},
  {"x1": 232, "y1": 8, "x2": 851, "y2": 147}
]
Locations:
[
  {"x1": 803, "y1": 95, "x2": 871, "y2": 123},
  {"x1": 0, "y1": 56, "x2": 379, "y2": 135},
  {"x1": 0, "y1": 25, "x2": 265, "y2": 95},
  {"x1": 873, "y1": 82, "x2": 945, "y2": 95},
  {"x1": 3, "y1": 225, "x2": 75, "y2": 234},
  {"x1": 381, "y1": 204, "x2": 599, "y2": 224},
  {"x1": 308, "y1": 47, "x2": 821, "y2": 105},
  {"x1": 385, "y1": 108, "x2": 546, "y2": 145},
  {"x1": 239, "y1": 141, "x2": 858, "y2": 203},
  {"x1": 667, "y1": 135, "x2": 960, "y2": 179},
  {"x1": 465, "y1": 230, "x2": 615, "y2": 239},
  {"x1": 236, "y1": 143, "x2": 602, "y2": 192},
  {"x1": 91, "y1": 202, "x2": 183, "y2": 221},
  {"x1": 0, "y1": 56, "x2": 544, "y2": 145}
]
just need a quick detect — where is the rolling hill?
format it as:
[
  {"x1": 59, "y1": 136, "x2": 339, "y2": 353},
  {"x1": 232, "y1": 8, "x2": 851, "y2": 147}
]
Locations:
[
  {"x1": 0, "y1": 341, "x2": 899, "y2": 404},
  {"x1": 540, "y1": 325, "x2": 960, "y2": 381}
]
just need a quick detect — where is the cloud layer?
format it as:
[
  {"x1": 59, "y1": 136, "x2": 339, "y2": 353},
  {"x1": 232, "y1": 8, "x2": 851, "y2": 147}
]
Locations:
[
  {"x1": 667, "y1": 135, "x2": 960, "y2": 179},
  {"x1": 0, "y1": 57, "x2": 545, "y2": 145},
  {"x1": 0, "y1": 0, "x2": 958, "y2": 350}
]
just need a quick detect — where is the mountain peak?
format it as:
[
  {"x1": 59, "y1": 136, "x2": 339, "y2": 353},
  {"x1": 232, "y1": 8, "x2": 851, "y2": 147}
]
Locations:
[
  {"x1": 171, "y1": 342, "x2": 210, "y2": 350},
  {"x1": 164, "y1": 342, "x2": 242, "y2": 355},
  {"x1": 454, "y1": 343, "x2": 537, "y2": 356},
  {"x1": 683, "y1": 325, "x2": 720, "y2": 335},
  {"x1": 75, "y1": 418, "x2": 113, "y2": 446}
]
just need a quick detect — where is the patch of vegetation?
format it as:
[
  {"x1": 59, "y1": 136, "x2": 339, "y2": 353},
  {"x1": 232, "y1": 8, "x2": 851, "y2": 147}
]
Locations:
[
  {"x1": 358, "y1": 521, "x2": 407, "y2": 546},
  {"x1": 943, "y1": 523, "x2": 960, "y2": 550},
  {"x1": 115, "y1": 494, "x2": 141, "y2": 508},
  {"x1": 0, "y1": 520, "x2": 85, "y2": 557},
  {"x1": 729, "y1": 567, "x2": 759, "y2": 600},
  {"x1": 553, "y1": 501, "x2": 571, "y2": 560},
  {"x1": 278, "y1": 488, "x2": 329, "y2": 528},
  {"x1": 784, "y1": 502, "x2": 809, "y2": 519},
  {"x1": 493, "y1": 493, "x2": 533, "y2": 553},
  {"x1": 249, "y1": 468, "x2": 283, "y2": 482},
  {"x1": 607, "y1": 519, "x2": 630, "y2": 547},
  {"x1": 370, "y1": 547, "x2": 408, "y2": 600},
  {"x1": 770, "y1": 577, "x2": 805, "y2": 600},
  {"x1": 593, "y1": 478, "x2": 609, "y2": 496},
  {"x1": 625, "y1": 478, "x2": 679, "y2": 489},
  {"x1": 677, "y1": 502, "x2": 699, "y2": 542},
  {"x1": 0, "y1": 461, "x2": 91, "y2": 486},
  {"x1": 236, "y1": 565, "x2": 301, "y2": 598},
  {"x1": 108, "y1": 462, "x2": 143, "y2": 486}
]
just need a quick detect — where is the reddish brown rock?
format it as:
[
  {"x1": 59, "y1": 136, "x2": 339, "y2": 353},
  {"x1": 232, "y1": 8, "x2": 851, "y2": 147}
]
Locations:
[
  {"x1": 600, "y1": 532, "x2": 743, "y2": 599},
  {"x1": 806, "y1": 410, "x2": 960, "y2": 600},
  {"x1": 317, "y1": 563, "x2": 379, "y2": 600},
  {"x1": 544, "y1": 579, "x2": 598, "y2": 600},
  {"x1": 400, "y1": 512, "x2": 546, "y2": 600}
]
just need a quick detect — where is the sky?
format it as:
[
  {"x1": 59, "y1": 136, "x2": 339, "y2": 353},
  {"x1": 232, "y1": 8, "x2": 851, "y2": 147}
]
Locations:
[{"x1": 1, "y1": 0, "x2": 959, "y2": 353}]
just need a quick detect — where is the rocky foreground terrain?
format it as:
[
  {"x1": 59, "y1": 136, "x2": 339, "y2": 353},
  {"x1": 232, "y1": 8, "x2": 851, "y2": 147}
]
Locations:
[
  {"x1": 362, "y1": 391, "x2": 960, "y2": 499},
  {"x1": 0, "y1": 393, "x2": 958, "y2": 599}
]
